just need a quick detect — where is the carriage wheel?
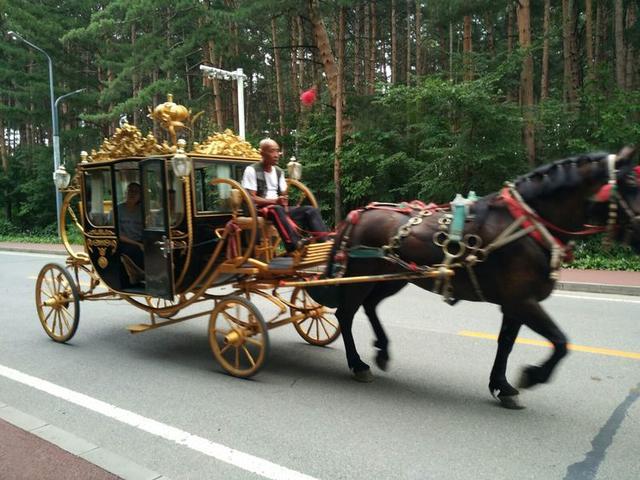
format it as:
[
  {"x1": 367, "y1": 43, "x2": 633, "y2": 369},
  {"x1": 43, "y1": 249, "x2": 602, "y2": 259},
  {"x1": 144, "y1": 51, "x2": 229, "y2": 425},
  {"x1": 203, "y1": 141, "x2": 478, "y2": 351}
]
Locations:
[
  {"x1": 290, "y1": 287, "x2": 340, "y2": 346},
  {"x1": 35, "y1": 263, "x2": 80, "y2": 343},
  {"x1": 286, "y1": 179, "x2": 319, "y2": 208},
  {"x1": 208, "y1": 296, "x2": 269, "y2": 378},
  {"x1": 60, "y1": 191, "x2": 88, "y2": 261}
]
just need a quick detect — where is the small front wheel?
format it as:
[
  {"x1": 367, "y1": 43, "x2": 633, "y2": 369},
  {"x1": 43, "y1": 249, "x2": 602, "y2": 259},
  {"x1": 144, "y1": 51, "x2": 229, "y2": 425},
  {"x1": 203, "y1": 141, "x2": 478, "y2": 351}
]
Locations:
[
  {"x1": 35, "y1": 263, "x2": 80, "y2": 343},
  {"x1": 290, "y1": 287, "x2": 340, "y2": 346},
  {"x1": 208, "y1": 296, "x2": 269, "y2": 378}
]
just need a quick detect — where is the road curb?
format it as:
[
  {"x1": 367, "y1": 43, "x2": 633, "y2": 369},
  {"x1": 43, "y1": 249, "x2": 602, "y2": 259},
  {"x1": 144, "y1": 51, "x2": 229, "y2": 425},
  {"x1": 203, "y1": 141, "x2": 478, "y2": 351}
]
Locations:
[
  {"x1": 555, "y1": 281, "x2": 640, "y2": 296},
  {"x1": 0, "y1": 403, "x2": 169, "y2": 480}
]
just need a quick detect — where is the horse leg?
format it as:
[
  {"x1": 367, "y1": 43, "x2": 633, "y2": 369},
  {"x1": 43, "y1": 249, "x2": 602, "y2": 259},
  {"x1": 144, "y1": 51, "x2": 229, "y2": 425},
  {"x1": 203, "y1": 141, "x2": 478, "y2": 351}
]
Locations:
[
  {"x1": 362, "y1": 281, "x2": 407, "y2": 371},
  {"x1": 516, "y1": 300, "x2": 569, "y2": 389},
  {"x1": 336, "y1": 283, "x2": 376, "y2": 382},
  {"x1": 489, "y1": 314, "x2": 524, "y2": 410}
]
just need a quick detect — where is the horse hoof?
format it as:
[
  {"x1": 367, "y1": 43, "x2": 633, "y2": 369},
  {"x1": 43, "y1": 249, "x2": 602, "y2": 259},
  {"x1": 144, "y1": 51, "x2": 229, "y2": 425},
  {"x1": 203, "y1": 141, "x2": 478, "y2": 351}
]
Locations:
[
  {"x1": 352, "y1": 368, "x2": 374, "y2": 383},
  {"x1": 518, "y1": 365, "x2": 537, "y2": 389},
  {"x1": 375, "y1": 353, "x2": 390, "y2": 371},
  {"x1": 497, "y1": 394, "x2": 525, "y2": 410}
]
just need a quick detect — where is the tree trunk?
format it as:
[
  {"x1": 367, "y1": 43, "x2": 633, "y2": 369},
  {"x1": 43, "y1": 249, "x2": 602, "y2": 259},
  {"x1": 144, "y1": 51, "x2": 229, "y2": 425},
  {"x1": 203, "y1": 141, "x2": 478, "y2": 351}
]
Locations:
[
  {"x1": 614, "y1": 0, "x2": 625, "y2": 89},
  {"x1": 407, "y1": 0, "x2": 412, "y2": 85},
  {"x1": 297, "y1": 16, "x2": 305, "y2": 91},
  {"x1": 562, "y1": 0, "x2": 579, "y2": 103},
  {"x1": 290, "y1": 17, "x2": 301, "y2": 116},
  {"x1": 485, "y1": 13, "x2": 495, "y2": 59},
  {"x1": 391, "y1": 0, "x2": 398, "y2": 83},
  {"x1": 449, "y1": 20, "x2": 453, "y2": 82},
  {"x1": 335, "y1": 7, "x2": 345, "y2": 224},
  {"x1": 540, "y1": 0, "x2": 550, "y2": 100},
  {"x1": 354, "y1": 4, "x2": 362, "y2": 92},
  {"x1": 507, "y1": 5, "x2": 515, "y2": 55},
  {"x1": 517, "y1": 0, "x2": 536, "y2": 167},
  {"x1": 585, "y1": 0, "x2": 595, "y2": 82},
  {"x1": 625, "y1": 2, "x2": 636, "y2": 90},
  {"x1": 369, "y1": 1, "x2": 377, "y2": 94},
  {"x1": 463, "y1": 15, "x2": 473, "y2": 81},
  {"x1": 415, "y1": 1, "x2": 422, "y2": 76},
  {"x1": 271, "y1": 17, "x2": 286, "y2": 136},
  {"x1": 309, "y1": 0, "x2": 340, "y2": 107},
  {"x1": 364, "y1": 2, "x2": 370, "y2": 93},
  {"x1": 207, "y1": 40, "x2": 224, "y2": 130}
]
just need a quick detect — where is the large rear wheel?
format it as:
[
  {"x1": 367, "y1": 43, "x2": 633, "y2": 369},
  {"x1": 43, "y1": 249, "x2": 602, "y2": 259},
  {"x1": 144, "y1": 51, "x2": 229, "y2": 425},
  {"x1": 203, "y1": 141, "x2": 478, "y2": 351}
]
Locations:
[
  {"x1": 209, "y1": 296, "x2": 269, "y2": 378},
  {"x1": 35, "y1": 263, "x2": 80, "y2": 343}
]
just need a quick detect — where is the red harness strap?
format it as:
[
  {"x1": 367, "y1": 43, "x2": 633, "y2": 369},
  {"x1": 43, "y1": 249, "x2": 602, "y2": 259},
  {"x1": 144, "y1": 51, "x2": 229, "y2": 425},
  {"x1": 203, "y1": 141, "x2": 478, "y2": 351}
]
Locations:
[{"x1": 500, "y1": 187, "x2": 570, "y2": 253}]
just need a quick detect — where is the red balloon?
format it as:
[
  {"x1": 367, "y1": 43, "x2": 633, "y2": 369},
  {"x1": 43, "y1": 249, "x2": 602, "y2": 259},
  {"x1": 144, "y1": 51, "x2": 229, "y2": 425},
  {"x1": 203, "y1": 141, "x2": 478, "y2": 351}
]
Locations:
[{"x1": 300, "y1": 87, "x2": 317, "y2": 106}]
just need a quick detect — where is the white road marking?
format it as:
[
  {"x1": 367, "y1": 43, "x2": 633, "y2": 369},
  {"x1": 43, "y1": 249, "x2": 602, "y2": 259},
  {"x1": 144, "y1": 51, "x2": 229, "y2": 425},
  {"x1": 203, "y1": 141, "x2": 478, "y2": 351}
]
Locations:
[
  {"x1": 552, "y1": 292, "x2": 640, "y2": 304},
  {"x1": 0, "y1": 364, "x2": 320, "y2": 480}
]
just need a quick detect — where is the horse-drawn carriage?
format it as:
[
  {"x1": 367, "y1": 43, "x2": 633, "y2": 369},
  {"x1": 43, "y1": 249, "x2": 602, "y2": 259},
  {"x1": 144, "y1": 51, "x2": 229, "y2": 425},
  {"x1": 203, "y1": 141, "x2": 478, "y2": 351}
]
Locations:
[{"x1": 36, "y1": 94, "x2": 640, "y2": 408}]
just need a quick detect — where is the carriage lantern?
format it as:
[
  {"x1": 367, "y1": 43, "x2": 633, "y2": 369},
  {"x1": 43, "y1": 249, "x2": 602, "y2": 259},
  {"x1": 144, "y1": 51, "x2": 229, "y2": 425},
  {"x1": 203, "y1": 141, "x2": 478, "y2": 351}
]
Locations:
[
  {"x1": 287, "y1": 156, "x2": 302, "y2": 180},
  {"x1": 172, "y1": 139, "x2": 192, "y2": 178},
  {"x1": 53, "y1": 164, "x2": 71, "y2": 190}
]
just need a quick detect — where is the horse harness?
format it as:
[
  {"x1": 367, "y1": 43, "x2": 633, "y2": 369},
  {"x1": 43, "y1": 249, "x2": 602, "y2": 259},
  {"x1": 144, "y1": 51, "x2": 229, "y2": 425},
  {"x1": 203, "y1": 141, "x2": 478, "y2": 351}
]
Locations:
[{"x1": 333, "y1": 154, "x2": 637, "y2": 304}]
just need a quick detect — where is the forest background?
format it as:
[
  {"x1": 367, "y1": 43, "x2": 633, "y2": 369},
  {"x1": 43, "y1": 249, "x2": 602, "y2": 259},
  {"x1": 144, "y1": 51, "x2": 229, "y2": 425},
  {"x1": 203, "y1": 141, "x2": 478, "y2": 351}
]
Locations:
[{"x1": 1, "y1": 0, "x2": 639, "y2": 268}]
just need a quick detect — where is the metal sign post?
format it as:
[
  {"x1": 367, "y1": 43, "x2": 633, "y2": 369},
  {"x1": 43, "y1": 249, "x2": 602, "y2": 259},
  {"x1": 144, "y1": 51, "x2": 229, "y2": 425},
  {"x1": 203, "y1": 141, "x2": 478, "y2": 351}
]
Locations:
[{"x1": 199, "y1": 66, "x2": 247, "y2": 139}]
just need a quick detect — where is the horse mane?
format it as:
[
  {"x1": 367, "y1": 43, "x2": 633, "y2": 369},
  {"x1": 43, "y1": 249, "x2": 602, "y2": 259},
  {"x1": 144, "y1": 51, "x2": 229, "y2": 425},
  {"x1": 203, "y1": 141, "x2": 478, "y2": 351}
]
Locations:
[{"x1": 514, "y1": 152, "x2": 610, "y2": 201}]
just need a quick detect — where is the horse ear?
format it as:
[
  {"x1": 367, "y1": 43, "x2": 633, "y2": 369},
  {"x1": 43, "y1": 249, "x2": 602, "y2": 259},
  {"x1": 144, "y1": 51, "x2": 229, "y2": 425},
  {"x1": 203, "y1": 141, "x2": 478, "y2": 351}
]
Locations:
[{"x1": 616, "y1": 145, "x2": 638, "y2": 163}]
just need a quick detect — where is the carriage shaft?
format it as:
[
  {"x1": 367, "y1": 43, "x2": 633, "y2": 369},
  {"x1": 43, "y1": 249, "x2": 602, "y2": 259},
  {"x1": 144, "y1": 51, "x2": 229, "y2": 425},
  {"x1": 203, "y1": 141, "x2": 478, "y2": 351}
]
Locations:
[{"x1": 281, "y1": 269, "x2": 453, "y2": 288}]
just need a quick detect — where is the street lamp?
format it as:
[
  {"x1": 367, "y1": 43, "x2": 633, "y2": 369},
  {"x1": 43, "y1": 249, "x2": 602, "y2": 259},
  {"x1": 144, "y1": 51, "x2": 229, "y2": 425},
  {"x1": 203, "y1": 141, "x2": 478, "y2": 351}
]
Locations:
[
  {"x1": 8, "y1": 31, "x2": 86, "y2": 238},
  {"x1": 200, "y1": 65, "x2": 247, "y2": 139}
]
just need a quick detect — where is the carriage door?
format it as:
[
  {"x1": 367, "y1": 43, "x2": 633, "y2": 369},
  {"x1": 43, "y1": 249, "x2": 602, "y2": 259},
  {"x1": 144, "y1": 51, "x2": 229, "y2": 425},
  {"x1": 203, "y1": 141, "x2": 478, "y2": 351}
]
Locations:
[{"x1": 140, "y1": 159, "x2": 174, "y2": 299}]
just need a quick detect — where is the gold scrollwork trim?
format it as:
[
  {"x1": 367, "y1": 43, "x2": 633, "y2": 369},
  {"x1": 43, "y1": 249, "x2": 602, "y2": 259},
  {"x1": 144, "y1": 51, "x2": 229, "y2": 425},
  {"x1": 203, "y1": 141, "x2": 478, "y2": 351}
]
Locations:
[
  {"x1": 86, "y1": 228, "x2": 116, "y2": 239},
  {"x1": 87, "y1": 238, "x2": 118, "y2": 256}
]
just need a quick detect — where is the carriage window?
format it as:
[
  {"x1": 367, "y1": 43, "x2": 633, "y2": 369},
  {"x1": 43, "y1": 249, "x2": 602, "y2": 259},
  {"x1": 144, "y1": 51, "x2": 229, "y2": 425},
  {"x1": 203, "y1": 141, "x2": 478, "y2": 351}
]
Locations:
[
  {"x1": 142, "y1": 165, "x2": 166, "y2": 230},
  {"x1": 84, "y1": 168, "x2": 113, "y2": 227},
  {"x1": 194, "y1": 162, "x2": 244, "y2": 214}
]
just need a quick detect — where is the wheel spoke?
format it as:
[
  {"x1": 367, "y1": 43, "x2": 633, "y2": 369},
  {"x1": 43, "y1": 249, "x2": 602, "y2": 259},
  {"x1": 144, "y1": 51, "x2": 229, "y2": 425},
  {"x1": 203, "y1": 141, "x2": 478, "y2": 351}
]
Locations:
[
  {"x1": 50, "y1": 310, "x2": 58, "y2": 334},
  {"x1": 221, "y1": 310, "x2": 239, "y2": 328},
  {"x1": 319, "y1": 318, "x2": 332, "y2": 338},
  {"x1": 219, "y1": 343, "x2": 232, "y2": 355},
  {"x1": 234, "y1": 346, "x2": 240, "y2": 369},
  {"x1": 242, "y1": 346, "x2": 256, "y2": 367},
  {"x1": 42, "y1": 307, "x2": 54, "y2": 326},
  {"x1": 305, "y1": 318, "x2": 315, "y2": 336},
  {"x1": 58, "y1": 311, "x2": 66, "y2": 336},
  {"x1": 244, "y1": 336, "x2": 263, "y2": 347},
  {"x1": 60, "y1": 308, "x2": 73, "y2": 331}
]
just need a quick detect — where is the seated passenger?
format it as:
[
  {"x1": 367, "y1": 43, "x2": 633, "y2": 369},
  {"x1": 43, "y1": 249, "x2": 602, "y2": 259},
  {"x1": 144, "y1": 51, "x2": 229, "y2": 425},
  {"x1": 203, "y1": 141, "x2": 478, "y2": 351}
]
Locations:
[
  {"x1": 116, "y1": 182, "x2": 144, "y2": 271},
  {"x1": 241, "y1": 138, "x2": 328, "y2": 253}
]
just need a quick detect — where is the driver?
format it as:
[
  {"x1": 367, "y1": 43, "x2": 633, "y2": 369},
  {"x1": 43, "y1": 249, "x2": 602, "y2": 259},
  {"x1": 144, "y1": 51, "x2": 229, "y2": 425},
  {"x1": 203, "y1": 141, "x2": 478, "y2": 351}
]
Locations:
[{"x1": 241, "y1": 138, "x2": 328, "y2": 252}]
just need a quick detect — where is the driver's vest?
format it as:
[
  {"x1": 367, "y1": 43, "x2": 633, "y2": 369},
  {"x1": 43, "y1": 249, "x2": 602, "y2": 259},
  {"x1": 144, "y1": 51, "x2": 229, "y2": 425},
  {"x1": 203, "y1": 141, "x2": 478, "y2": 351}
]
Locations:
[{"x1": 252, "y1": 162, "x2": 283, "y2": 199}]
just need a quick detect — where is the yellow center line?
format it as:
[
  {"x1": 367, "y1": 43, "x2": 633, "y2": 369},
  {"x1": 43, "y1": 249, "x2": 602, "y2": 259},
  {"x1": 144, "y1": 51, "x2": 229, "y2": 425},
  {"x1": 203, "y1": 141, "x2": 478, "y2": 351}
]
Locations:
[{"x1": 459, "y1": 330, "x2": 640, "y2": 360}]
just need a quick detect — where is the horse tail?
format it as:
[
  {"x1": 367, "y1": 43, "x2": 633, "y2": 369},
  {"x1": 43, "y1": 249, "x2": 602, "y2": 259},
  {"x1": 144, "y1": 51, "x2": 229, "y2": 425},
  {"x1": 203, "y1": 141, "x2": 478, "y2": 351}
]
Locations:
[{"x1": 326, "y1": 210, "x2": 360, "y2": 278}]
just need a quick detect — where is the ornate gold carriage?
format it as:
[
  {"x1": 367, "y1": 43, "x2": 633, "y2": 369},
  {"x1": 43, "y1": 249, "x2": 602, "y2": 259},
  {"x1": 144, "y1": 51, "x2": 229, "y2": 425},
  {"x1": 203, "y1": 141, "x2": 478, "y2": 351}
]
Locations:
[{"x1": 35, "y1": 95, "x2": 339, "y2": 377}]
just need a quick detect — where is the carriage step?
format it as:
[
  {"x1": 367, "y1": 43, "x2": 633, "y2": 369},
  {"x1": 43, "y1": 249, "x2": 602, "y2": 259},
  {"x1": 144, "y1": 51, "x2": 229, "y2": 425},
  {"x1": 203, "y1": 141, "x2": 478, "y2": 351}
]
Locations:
[{"x1": 127, "y1": 323, "x2": 154, "y2": 333}]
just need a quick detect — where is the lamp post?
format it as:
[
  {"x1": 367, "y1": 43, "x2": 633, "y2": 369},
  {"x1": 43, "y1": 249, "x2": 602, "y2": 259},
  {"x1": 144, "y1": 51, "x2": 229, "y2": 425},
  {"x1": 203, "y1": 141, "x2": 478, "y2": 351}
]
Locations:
[
  {"x1": 8, "y1": 31, "x2": 84, "y2": 237},
  {"x1": 200, "y1": 65, "x2": 247, "y2": 139}
]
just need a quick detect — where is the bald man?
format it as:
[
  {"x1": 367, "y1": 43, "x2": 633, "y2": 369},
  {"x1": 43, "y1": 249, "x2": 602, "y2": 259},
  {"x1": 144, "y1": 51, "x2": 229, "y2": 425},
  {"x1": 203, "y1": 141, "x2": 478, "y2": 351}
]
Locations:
[{"x1": 241, "y1": 138, "x2": 328, "y2": 252}]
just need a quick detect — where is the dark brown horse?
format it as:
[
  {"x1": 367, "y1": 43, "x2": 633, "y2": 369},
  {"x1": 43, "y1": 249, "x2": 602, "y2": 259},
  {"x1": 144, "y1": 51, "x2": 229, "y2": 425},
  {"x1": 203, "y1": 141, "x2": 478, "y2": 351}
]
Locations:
[{"x1": 327, "y1": 147, "x2": 640, "y2": 409}]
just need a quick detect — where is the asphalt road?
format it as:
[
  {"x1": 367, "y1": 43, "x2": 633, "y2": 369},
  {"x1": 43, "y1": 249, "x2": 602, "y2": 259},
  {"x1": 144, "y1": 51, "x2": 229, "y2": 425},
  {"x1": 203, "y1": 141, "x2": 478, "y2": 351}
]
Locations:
[{"x1": 1, "y1": 251, "x2": 639, "y2": 480}]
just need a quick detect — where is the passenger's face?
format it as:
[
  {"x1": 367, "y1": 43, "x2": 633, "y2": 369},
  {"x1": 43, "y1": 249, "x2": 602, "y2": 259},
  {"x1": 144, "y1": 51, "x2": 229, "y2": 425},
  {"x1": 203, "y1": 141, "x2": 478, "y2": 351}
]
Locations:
[
  {"x1": 126, "y1": 185, "x2": 141, "y2": 203},
  {"x1": 261, "y1": 142, "x2": 281, "y2": 167}
]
